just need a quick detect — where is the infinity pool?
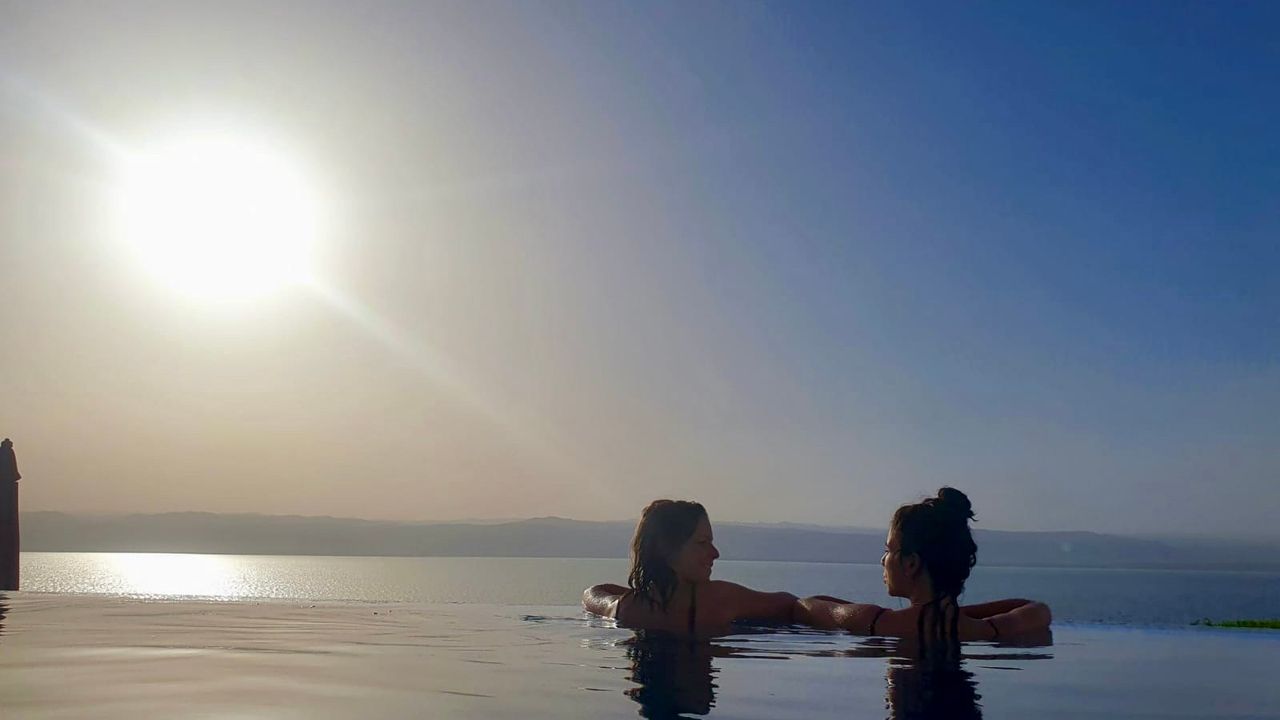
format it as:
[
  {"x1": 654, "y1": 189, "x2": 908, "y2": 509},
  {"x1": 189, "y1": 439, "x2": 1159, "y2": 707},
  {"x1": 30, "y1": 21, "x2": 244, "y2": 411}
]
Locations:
[{"x1": 1, "y1": 593, "x2": 1277, "y2": 718}]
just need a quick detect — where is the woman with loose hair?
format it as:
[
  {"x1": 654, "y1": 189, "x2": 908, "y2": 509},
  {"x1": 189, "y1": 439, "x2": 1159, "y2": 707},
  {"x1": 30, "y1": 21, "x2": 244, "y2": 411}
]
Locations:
[
  {"x1": 583, "y1": 499, "x2": 798, "y2": 635},
  {"x1": 796, "y1": 488, "x2": 1051, "y2": 645}
]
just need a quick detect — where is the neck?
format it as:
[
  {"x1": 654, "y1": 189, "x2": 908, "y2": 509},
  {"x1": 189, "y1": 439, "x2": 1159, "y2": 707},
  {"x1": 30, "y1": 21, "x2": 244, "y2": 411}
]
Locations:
[
  {"x1": 659, "y1": 579, "x2": 693, "y2": 610},
  {"x1": 664, "y1": 578, "x2": 693, "y2": 599},
  {"x1": 907, "y1": 577, "x2": 940, "y2": 606}
]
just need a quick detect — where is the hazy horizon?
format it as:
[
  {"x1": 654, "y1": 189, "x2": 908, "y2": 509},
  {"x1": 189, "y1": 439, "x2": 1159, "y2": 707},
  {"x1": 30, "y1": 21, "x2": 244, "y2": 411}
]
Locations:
[
  {"x1": 18, "y1": 506, "x2": 1280, "y2": 546},
  {"x1": 2, "y1": 2, "x2": 1277, "y2": 537},
  {"x1": 21, "y1": 510, "x2": 1280, "y2": 571}
]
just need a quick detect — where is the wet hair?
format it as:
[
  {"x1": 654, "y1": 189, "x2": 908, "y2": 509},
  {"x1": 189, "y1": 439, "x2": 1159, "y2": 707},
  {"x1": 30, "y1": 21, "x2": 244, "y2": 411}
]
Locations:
[
  {"x1": 628, "y1": 499, "x2": 708, "y2": 612},
  {"x1": 891, "y1": 487, "x2": 978, "y2": 652}
]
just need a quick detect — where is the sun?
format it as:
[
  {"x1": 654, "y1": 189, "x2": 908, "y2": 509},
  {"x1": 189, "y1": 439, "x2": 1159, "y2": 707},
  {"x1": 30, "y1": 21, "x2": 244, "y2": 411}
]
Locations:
[{"x1": 112, "y1": 129, "x2": 320, "y2": 301}]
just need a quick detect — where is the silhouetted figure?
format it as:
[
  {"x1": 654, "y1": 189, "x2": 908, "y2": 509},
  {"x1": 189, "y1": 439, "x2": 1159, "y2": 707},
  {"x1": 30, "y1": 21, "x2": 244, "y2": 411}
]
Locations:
[
  {"x1": 582, "y1": 499, "x2": 796, "y2": 635},
  {"x1": 795, "y1": 487, "x2": 1052, "y2": 642},
  {"x1": 0, "y1": 438, "x2": 20, "y2": 590}
]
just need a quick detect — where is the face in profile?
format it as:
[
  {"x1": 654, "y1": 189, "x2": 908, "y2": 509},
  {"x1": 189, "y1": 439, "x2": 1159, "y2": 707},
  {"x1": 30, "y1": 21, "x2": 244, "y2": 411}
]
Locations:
[
  {"x1": 882, "y1": 529, "x2": 914, "y2": 598},
  {"x1": 668, "y1": 515, "x2": 719, "y2": 583}
]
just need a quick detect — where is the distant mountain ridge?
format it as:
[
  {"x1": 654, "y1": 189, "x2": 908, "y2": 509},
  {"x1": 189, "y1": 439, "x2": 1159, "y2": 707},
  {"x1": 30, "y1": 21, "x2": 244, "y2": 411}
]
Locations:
[{"x1": 21, "y1": 512, "x2": 1280, "y2": 571}]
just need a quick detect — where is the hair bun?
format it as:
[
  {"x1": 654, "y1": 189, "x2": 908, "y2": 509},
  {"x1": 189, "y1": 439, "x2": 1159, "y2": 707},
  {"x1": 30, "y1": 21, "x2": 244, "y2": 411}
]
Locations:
[{"x1": 935, "y1": 487, "x2": 975, "y2": 521}]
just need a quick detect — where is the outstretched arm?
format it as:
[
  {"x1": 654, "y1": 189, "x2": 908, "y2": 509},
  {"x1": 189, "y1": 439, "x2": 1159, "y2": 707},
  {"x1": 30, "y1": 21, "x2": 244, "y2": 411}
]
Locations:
[
  {"x1": 986, "y1": 601, "x2": 1052, "y2": 637},
  {"x1": 582, "y1": 583, "x2": 627, "y2": 618},
  {"x1": 794, "y1": 597, "x2": 883, "y2": 633},
  {"x1": 962, "y1": 598, "x2": 1035, "y2": 619}
]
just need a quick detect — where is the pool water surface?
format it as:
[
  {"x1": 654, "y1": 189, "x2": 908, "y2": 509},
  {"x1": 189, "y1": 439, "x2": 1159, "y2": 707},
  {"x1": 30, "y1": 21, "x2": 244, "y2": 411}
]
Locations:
[{"x1": 0, "y1": 593, "x2": 1276, "y2": 719}]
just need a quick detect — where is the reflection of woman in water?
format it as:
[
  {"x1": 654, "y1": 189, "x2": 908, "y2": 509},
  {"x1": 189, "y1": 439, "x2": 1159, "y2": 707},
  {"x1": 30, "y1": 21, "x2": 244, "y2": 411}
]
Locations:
[
  {"x1": 797, "y1": 488, "x2": 1051, "y2": 645},
  {"x1": 884, "y1": 656, "x2": 983, "y2": 720},
  {"x1": 583, "y1": 500, "x2": 798, "y2": 635},
  {"x1": 0, "y1": 438, "x2": 20, "y2": 591},
  {"x1": 624, "y1": 634, "x2": 720, "y2": 718}
]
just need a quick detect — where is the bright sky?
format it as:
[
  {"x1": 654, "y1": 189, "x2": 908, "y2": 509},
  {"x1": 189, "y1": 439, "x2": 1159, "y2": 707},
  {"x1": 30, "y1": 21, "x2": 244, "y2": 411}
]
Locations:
[{"x1": 1, "y1": 2, "x2": 1276, "y2": 537}]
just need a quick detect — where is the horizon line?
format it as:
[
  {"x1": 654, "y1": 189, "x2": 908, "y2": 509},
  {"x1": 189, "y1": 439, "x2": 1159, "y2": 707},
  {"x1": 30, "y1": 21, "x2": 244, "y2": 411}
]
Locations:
[{"x1": 20, "y1": 509, "x2": 1280, "y2": 543}]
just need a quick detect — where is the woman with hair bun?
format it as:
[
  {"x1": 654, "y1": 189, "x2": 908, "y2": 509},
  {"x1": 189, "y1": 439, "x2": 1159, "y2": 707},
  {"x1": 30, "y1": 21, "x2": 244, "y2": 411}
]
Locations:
[
  {"x1": 583, "y1": 499, "x2": 799, "y2": 635},
  {"x1": 796, "y1": 488, "x2": 1051, "y2": 644}
]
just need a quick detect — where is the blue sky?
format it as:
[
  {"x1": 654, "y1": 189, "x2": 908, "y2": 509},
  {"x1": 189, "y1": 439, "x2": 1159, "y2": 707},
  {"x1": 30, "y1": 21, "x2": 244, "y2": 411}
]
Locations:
[
  {"x1": 515, "y1": 1, "x2": 1279, "y2": 532},
  {"x1": 1, "y1": 1, "x2": 1276, "y2": 536}
]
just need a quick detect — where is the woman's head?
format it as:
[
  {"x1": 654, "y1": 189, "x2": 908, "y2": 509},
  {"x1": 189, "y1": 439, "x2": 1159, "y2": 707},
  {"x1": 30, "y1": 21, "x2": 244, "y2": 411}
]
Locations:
[
  {"x1": 882, "y1": 487, "x2": 977, "y2": 602},
  {"x1": 628, "y1": 500, "x2": 718, "y2": 610}
]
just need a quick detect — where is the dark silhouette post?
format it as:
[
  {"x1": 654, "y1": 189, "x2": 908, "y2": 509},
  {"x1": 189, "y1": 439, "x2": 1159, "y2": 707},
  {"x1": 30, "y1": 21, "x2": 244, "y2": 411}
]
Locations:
[{"x1": 0, "y1": 438, "x2": 20, "y2": 590}]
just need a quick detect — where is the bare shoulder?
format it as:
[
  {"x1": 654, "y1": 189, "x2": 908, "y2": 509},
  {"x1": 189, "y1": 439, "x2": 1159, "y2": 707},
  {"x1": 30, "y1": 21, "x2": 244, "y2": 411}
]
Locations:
[
  {"x1": 706, "y1": 580, "x2": 793, "y2": 597},
  {"x1": 864, "y1": 606, "x2": 919, "y2": 637},
  {"x1": 699, "y1": 580, "x2": 753, "y2": 616},
  {"x1": 835, "y1": 603, "x2": 891, "y2": 634},
  {"x1": 704, "y1": 580, "x2": 751, "y2": 598},
  {"x1": 612, "y1": 592, "x2": 641, "y2": 624},
  {"x1": 703, "y1": 580, "x2": 792, "y2": 606},
  {"x1": 705, "y1": 581, "x2": 797, "y2": 624}
]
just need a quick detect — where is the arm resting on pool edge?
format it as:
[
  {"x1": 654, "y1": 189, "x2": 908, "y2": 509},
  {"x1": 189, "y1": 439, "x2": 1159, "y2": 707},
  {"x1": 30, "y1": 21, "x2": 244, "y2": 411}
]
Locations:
[
  {"x1": 583, "y1": 583, "x2": 628, "y2": 618},
  {"x1": 793, "y1": 597, "x2": 883, "y2": 633},
  {"x1": 961, "y1": 598, "x2": 1036, "y2": 619},
  {"x1": 986, "y1": 601, "x2": 1052, "y2": 638},
  {"x1": 795, "y1": 597, "x2": 1053, "y2": 638}
]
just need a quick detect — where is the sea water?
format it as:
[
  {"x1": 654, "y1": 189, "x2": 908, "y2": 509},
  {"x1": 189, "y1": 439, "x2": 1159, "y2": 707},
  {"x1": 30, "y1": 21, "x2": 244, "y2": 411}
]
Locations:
[
  {"x1": 1, "y1": 593, "x2": 1278, "y2": 719},
  {"x1": 18, "y1": 552, "x2": 1280, "y2": 626},
  {"x1": 4, "y1": 553, "x2": 1280, "y2": 718}
]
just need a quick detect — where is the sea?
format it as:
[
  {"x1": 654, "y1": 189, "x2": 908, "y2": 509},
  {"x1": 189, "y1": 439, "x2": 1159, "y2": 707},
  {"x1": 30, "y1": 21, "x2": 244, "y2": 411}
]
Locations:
[
  {"x1": 18, "y1": 552, "x2": 1280, "y2": 626},
  {"x1": 3, "y1": 553, "x2": 1279, "y2": 718}
]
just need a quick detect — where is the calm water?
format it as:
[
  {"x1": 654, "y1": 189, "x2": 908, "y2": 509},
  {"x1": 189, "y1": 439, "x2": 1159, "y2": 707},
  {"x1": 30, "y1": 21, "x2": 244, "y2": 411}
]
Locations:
[
  {"x1": 19, "y1": 552, "x2": 1280, "y2": 626},
  {"x1": 2, "y1": 594, "x2": 1278, "y2": 719},
  {"x1": 6, "y1": 554, "x2": 1280, "y2": 718}
]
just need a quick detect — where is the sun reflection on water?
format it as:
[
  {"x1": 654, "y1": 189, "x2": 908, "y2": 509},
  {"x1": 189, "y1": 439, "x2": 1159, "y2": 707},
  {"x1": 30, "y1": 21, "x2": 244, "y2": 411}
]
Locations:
[{"x1": 105, "y1": 553, "x2": 242, "y2": 598}]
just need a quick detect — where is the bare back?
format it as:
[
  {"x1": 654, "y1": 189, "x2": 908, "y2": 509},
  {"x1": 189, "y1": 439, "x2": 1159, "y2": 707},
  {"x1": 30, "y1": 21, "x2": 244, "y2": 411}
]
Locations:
[
  {"x1": 866, "y1": 602, "x2": 994, "y2": 642},
  {"x1": 796, "y1": 596, "x2": 1051, "y2": 641}
]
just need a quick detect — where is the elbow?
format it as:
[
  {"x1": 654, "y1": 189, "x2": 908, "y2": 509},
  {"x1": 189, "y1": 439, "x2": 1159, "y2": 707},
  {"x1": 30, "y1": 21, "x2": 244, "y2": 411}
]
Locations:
[
  {"x1": 1017, "y1": 602, "x2": 1052, "y2": 631},
  {"x1": 1037, "y1": 602, "x2": 1053, "y2": 627}
]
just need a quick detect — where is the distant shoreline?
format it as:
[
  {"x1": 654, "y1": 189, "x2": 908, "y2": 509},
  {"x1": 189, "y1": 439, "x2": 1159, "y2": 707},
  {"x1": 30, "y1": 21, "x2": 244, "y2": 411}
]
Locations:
[
  {"x1": 19, "y1": 548, "x2": 1280, "y2": 575},
  {"x1": 21, "y1": 511, "x2": 1280, "y2": 573}
]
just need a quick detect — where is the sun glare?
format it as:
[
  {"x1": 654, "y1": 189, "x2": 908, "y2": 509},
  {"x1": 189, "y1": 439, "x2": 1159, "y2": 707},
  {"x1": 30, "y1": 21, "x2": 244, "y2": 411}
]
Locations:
[
  {"x1": 112, "y1": 129, "x2": 319, "y2": 301},
  {"x1": 107, "y1": 552, "x2": 240, "y2": 598}
]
